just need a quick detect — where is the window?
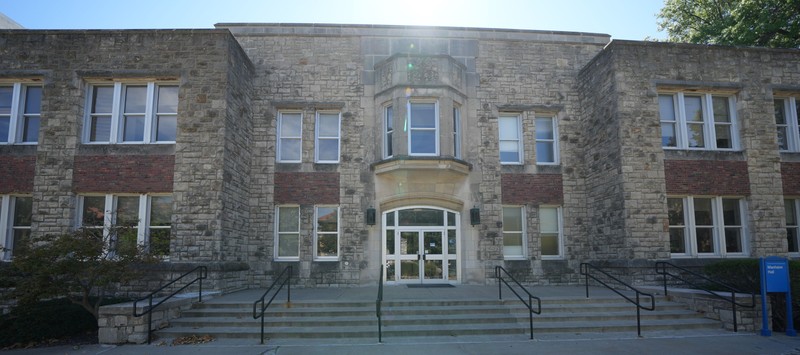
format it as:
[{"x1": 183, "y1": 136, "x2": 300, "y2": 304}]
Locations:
[
  {"x1": 499, "y1": 114, "x2": 522, "y2": 164},
  {"x1": 775, "y1": 98, "x2": 800, "y2": 152},
  {"x1": 453, "y1": 106, "x2": 461, "y2": 159},
  {"x1": 659, "y1": 93, "x2": 738, "y2": 150},
  {"x1": 77, "y1": 194, "x2": 173, "y2": 256},
  {"x1": 1, "y1": 196, "x2": 32, "y2": 260},
  {"x1": 0, "y1": 84, "x2": 41, "y2": 144},
  {"x1": 384, "y1": 106, "x2": 393, "y2": 158},
  {"x1": 502, "y1": 206, "x2": 526, "y2": 259},
  {"x1": 539, "y1": 206, "x2": 563, "y2": 258},
  {"x1": 315, "y1": 112, "x2": 340, "y2": 163},
  {"x1": 278, "y1": 112, "x2": 302, "y2": 162},
  {"x1": 668, "y1": 196, "x2": 747, "y2": 257},
  {"x1": 84, "y1": 82, "x2": 177, "y2": 144},
  {"x1": 314, "y1": 206, "x2": 339, "y2": 260},
  {"x1": 536, "y1": 115, "x2": 558, "y2": 165},
  {"x1": 786, "y1": 199, "x2": 799, "y2": 254},
  {"x1": 275, "y1": 206, "x2": 300, "y2": 260},
  {"x1": 408, "y1": 101, "x2": 438, "y2": 156}
]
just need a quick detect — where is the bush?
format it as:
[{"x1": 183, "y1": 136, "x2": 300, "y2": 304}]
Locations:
[{"x1": 0, "y1": 298, "x2": 97, "y2": 347}]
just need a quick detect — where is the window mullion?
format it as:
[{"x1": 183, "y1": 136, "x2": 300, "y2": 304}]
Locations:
[
  {"x1": 790, "y1": 97, "x2": 800, "y2": 152},
  {"x1": 138, "y1": 195, "x2": 148, "y2": 246},
  {"x1": 703, "y1": 94, "x2": 715, "y2": 150},
  {"x1": 110, "y1": 83, "x2": 122, "y2": 144},
  {"x1": 676, "y1": 93, "x2": 688, "y2": 149},
  {"x1": 104, "y1": 195, "x2": 114, "y2": 240},
  {"x1": 1, "y1": 196, "x2": 11, "y2": 260},
  {"x1": 8, "y1": 84, "x2": 21, "y2": 144},
  {"x1": 143, "y1": 83, "x2": 155, "y2": 144},
  {"x1": 713, "y1": 197, "x2": 723, "y2": 257},
  {"x1": 685, "y1": 197, "x2": 696, "y2": 257}
]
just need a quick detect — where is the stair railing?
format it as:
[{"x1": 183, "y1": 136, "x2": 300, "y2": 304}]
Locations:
[
  {"x1": 655, "y1": 261, "x2": 755, "y2": 332},
  {"x1": 376, "y1": 264, "x2": 384, "y2": 342},
  {"x1": 252, "y1": 265, "x2": 292, "y2": 345},
  {"x1": 133, "y1": 265, "x2": 208, "y2": 344},
  {"x1": 579, "y1": 263, "x2": 655, "y2": 337},
  {"x1": 495, "y1": 266, "x2": 542, "y2": 339}
]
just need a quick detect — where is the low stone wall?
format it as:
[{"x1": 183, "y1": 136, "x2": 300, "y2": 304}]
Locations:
[
  {"x1": 642, "y1": 286, "x2": 765, "y2": 332},
  {"x1": 98, "y1": 292, "x2": 217, "y2": 344}
]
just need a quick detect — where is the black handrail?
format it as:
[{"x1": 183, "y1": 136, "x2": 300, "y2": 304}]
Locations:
[
  {"x1": 252, "y1": 266, "x2": 292, "y2": 345},
  {"x1": 579, "y1": 263, "x2": 655, "y2": 337},
  {"x1": 376, "y1": 265, "x2": 384, "y2": 343},
  {"x1": 655, "y1": 261, "x2": 756, "y2": 332},
  {"x1": 133, "y1": 265, "x2": 207, "y2": 344},
  {"x1": 495, "y1": 266, "x2": 542, "y2": 339}
]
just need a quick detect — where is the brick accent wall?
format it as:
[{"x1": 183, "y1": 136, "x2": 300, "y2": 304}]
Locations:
[
  {"x1": 0, "y1": 156, "x2": 35, "y2": 193},
  {"x1": 274, "y1": 172, "x2": 340, "y2": 205},
  {"x1": 501, "y1": 173, "x2": 563, "y2": 205},
  {"x1": 73, "y1": 155, "x2": 174, "y2": 193},
  {"x1": 782, "y1": 162, "x2": 800, "y2": 196},
  {"x1": 665, "y1": 160, "x2": 751, "y2": 195}
]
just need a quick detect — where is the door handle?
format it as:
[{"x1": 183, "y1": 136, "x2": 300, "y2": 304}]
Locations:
[
  {"x1": 422, "y1": 254, "x2": 426, "y2": 261},
  {"x1": 417, "y1": 254, "x2": 421, "y2": 261}
]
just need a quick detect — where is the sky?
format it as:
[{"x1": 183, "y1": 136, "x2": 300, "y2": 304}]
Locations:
[{"x1": 1, "y1": 0, "x2": 667, "y2": 41}]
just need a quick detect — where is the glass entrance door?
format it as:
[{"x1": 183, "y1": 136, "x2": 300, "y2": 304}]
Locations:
[
  {"x1": 395, "y1": 229, "x2": 446, "y2": 283},
  {"x1": 383, "y1": 207, "x2": 459, "y2": 284}
]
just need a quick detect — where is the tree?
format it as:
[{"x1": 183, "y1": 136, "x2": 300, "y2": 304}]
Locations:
[
  {"x1": 4, "y1": 224, "x2": 156, "y2": 320},
  {"x1": 657, "y1": 0, "x2": 800, "y2": 48}
]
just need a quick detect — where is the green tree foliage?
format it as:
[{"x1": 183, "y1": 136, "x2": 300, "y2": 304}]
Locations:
[
  {"x1": 657, "y1": 0, "x2": 800, "y2": 48},
  {"x1": 5, "y1": 225, "x2": 156, "y2": 320}
]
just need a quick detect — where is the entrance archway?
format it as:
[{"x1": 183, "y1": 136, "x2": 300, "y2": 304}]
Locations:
[{"x1": 382, "y1": 206, "x2": 460, "y2": 284}]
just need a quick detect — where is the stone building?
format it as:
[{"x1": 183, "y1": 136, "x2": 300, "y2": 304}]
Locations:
[{"x1": 0, "y1": 24, "x2": 798, "y2": 292}]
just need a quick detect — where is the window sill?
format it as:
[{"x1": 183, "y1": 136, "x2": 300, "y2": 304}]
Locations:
[
  {"x1": 503, "y1": 256, "x2": 528, "y2": 261},
  {"x1": 274, "y1": 257, "x2": 300, "y2": 262},
  {"x1": 541, "y1": 256, "x2": 564, "y2": 260},
  {"x1": 314, "y1": 257, "x2": 340, "y2": 262}
]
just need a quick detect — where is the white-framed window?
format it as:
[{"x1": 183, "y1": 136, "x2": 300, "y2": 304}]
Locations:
[
  {"x1": 384, "y1": 105, "x2": 393, "y2": 159},
  {"x1": 0, "y1": 84, "x2": 42, "y2": 145},
  {"x1": 539, "y1": 206, "x2": 563, "y2": 259},
  {"x1": 315, "y1": 111, "x2": 340, "y2": 163},
  {"x1": 314, "y1": 206, "x2": 339, "y2": 260},
  {"x1": 659, "y1": 93, "x2": 738, "y2": 150},
  {"x1": 77, "y1": 194, "x2": 173, "y2": 256},
  {"x1": 786, "y1": 199, "x2": 800, "y2": 254},
  {"x1": 0, "y1": 195, "x2": 32, "y2": 260},
  {"x1": 668, "y1": 196, "x2": 747, "y2": 257},
  {"x1": 84, "y1": 82, "x2": 177, "y2": 144},
  {"x1": 408, "y1": 100, "x2": 439, "y2": 156},
  {"x1": 535, "y1": 115, "x2": 558, "y2": 165},
  {"x1": 275, "y1": 206, "x2": 300, "y2": 260},
  {"x1": 499, "y1": 114, "x2": 522, "y2": 164},
  {"x1": 502, "y1": 206, "x2": 526, "y2": 259},
  {"x1": 453, "y1": 106, "x2": 462, "y2": 159},
  {"x1": 277, "y1": 111, "x2": 302, "y2": 163},
  {"x1": 775, "y1": 97, "x2": 800, "y2": 152}
]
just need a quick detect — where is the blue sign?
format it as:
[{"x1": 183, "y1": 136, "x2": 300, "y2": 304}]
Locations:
[
  {"x1": 764, "y1": 258, "x2": 789, "y2": 292},
  {"x1": 760, "y1": 256, "x2": 796, "y2": 337}
]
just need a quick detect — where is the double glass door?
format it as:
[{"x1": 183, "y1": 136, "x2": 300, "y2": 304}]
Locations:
[{"x1": 397, "y1": 230, "x2": 446, "y2": 282}]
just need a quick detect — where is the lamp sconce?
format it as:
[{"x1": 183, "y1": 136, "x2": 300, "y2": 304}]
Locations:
[
  {"x1": 470, "y1": 206, "x2": 480, "y2": 226},
  {"x1": 366, "y1": 207, "x2": 376, "y2": 226}
]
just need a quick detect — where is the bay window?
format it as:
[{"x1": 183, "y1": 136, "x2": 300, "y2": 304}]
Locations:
[{"x1": 408, "y1": 101, "x2": 438, "y2": 156}]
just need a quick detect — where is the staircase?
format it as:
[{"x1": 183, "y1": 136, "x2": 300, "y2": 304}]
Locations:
[{"x1": 154, "y1": 293, "x2": 723, "y2": 342}]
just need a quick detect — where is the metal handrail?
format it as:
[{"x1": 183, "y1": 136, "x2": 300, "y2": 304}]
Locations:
[
  {"x1": 495, "y1": 266, "x2": 542, "y2": 339},
  {"x1": 579, "y1": 263, "x2": 655, "y2": 337},
  {"x1": 252, "y1": 265, "x2": 292, "y2": 345},
  {"x1": 376, "y1": 265, "x2": 384, "y2": 342},
  {"x1": 133, "y1": 265, "x2": 208, "y2": 344},
  {"x1": 655, "y1": 261, "x2": 756, "y2": 332}
]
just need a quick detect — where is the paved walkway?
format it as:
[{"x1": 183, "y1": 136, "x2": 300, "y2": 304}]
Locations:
[{"x1": 6, "y1": 285, "x2": 800, "y2": 354}]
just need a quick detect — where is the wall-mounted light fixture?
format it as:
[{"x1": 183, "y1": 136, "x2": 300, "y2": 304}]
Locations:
[
  {"x1": 470, "y1": 206, "x2": 480, "y2": 226},
  {"x1": 366, "y1": 207, "x2": 376, "y2": 226}
]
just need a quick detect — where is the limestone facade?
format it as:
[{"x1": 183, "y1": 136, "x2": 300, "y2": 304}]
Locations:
[{"x1": 0, "y1": 25, "x2": 799, "y2": 292}]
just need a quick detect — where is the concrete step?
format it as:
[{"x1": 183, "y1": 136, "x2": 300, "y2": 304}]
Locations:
[{"x1": 154, "y1": 295, "x2": 722, "y2": 341}]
